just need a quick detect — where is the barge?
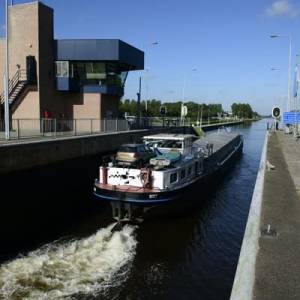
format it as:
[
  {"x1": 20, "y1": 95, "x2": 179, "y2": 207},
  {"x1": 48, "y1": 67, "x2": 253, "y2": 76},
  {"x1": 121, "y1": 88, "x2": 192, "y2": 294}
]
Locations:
[{"x1": 93, "y1": 131, "x2": 243, "y2": 221}]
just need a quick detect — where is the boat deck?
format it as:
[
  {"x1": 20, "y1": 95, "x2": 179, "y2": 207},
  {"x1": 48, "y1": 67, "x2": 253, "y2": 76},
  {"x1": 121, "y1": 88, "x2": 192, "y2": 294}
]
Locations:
[{"x1": 194, "y1": 132, "x2": 240, "y2": 154}]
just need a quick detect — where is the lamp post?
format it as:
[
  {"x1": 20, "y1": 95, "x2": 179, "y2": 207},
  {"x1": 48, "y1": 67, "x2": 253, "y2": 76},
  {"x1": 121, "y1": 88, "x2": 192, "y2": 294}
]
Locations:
[
  {"x1": 270, "y1": 67, "x2": 286, "y2": 115},
  {"x1": 197, "y1": 103, "x2": 203, "y2": 127},
  {"x1": 292, "y1": 54, "x2": 300, "y2": 112},
  {"x1": 144, "y1": 67, "x2": 150, "y2": 112},
  {"x1": 142, "y1": 41, "x2": 158, "y2": 116},
  {"x1": 4, "y1": 0, "x2": 10, "y2": 140},
  {"x1": 181, "y1": 68, "x2": 197, "y2": 124},
  {"x1": 270, "y1": 34, "x2": 292, "y2": 112}
]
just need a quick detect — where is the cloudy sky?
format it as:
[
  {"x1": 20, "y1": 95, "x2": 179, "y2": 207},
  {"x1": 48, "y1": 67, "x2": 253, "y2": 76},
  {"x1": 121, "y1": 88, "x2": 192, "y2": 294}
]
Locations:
[{"x1": 1, "y1": 0, "x2": 300, "y2": 114}]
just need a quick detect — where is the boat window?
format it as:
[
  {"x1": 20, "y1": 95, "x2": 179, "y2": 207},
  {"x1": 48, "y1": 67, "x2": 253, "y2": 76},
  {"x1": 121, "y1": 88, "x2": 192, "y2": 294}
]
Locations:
[
  {"x1": 145, "y1": 145, "x2": 152, "y2": 152},
  {"x1": 170, "y1": 172, "x2": 178, "y2": 183},
  {"x1": 195, "y1": 162, "x2": 199, "y2": 173},
  {"x1": 188, "y1": 166, "x2": 192, "y2": 175},
  {"x1": 184, "y1": 138, "x2": 192, "y2": 148},
  {"x1": 180, "y1": 169, "x2": 186, "y2": 179},
  {"x1": 138, "y1": 146, "x2": 146, "y2": 152},
  {"x1": 160, "y1": 140, "x2": 182, "y2": 149},
  {"x1": 119, "y1": 146, "x2": 137, "y2": 153}
]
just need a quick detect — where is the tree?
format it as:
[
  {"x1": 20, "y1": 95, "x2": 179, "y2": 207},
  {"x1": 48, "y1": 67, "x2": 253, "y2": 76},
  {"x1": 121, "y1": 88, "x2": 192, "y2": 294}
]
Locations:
[
  {"x1": 119, "y1": 98, "x2": 225, "y2": 121},
  {"x1": 231, "y1": 102, "x2": 254, "y2": 119}
]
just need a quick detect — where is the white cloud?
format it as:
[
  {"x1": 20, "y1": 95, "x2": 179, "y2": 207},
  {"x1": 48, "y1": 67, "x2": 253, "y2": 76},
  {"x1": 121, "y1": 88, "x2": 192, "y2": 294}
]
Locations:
[{"x1": 265, "y1": 0, "x2": 298, "y2": 18}]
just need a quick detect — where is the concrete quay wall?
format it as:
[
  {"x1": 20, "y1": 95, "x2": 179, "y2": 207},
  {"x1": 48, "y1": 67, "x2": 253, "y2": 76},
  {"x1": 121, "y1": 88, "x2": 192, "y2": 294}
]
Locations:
[
  {"x1": 0, "y1": 127, "x2": 189, "y2": 174},
  {"x1": 231, "y1": 131, "x2": 300, "y2": 300},
  {"x1": 230, "y1": 132, "x2": 268, "y2": 300}
]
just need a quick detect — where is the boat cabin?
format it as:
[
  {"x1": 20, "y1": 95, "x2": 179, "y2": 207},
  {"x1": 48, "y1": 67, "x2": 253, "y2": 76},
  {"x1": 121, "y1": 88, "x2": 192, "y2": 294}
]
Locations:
[
  {"x1": 98, "y1": 134, "x2": 204, "y2": 192},
  {"x1": 143, "y1": 134, "x2": 196, "y2": 155}
]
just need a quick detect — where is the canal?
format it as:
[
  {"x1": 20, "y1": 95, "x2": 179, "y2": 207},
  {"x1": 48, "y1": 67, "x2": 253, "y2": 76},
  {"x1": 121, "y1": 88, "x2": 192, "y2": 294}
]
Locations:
[{"x1": 0, "y1": 119, "x2": 267, "y2": 300}]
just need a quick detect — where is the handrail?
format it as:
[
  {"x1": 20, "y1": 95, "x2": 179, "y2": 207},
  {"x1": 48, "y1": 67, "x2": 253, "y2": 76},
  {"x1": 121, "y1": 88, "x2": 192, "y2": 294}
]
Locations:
[{"x1": 0, "y1": 69, "x2": 27, "y2": 104}]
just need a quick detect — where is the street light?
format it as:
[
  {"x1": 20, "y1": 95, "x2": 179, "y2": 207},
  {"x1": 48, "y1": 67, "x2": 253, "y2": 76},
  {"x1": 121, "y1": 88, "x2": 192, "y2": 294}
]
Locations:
[
  {"x1": 270, "y1": 34, "x2": 292, "y2": 112},
  {"x1": 141, "y1": 41, "x2": 159, "y2": 115},
  {"x1": 144, "y1": 67, "x2": 150, "y2": 112},
  {"x1": 270, "y1": 67, "x2": 288, "y2": 114},
  {"x1": 197, "y1": 103, "x2": 203, "y2": 127},
  {"x1": 294, "y1": 54, "x2": 300, "y2": 112},
  {"x1": 181, "y1": 68, "x2": 197, "y2": 123}
]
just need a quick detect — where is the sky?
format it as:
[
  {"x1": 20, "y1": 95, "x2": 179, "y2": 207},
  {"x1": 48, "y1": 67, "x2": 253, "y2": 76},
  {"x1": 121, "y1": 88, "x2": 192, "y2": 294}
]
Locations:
[{"x1": 1, "y1": 0, "x2": 300, "y2": 114}]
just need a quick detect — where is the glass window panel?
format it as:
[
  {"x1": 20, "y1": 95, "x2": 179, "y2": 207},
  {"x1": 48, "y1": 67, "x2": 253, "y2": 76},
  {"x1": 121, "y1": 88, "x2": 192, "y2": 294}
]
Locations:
[
  {"x1": 86, "y1": 62, "x2": 106, "y2": 80},
  {"x1": 170, "y1": 172, "x2": 177, "y2": 183},
  {"x1": 55, "y1": 61, "x2": 60, "y2": 77},
  {"x1": 59, "y1": 61, "x2": 129, "y2": 87},
  {"x1": 61, "y1": 61, "x2": 69, "y2": 77},
  {"x1": 55, "y1": 61, "x2": 69, "y2": 77},
  {"x1": 181, "y1": 169, "x2": 186, "y2": 179}
]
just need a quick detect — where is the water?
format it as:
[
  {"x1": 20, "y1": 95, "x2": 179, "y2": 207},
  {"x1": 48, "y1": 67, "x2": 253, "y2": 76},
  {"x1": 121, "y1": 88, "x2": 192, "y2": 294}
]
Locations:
[
  {"x1": 0, "y1": 224, "x2": 136, "y2": 299},
  {"x1": 0, "y1": 119, "x2": 267, "y2": 300}
]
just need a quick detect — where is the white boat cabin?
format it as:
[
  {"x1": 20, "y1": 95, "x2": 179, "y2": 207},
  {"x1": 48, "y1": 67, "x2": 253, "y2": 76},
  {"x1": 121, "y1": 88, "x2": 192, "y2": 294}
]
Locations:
[
  {"x1": 99, "y1": 134, "x2": 204, "y2": 191},
  {"x1": 143, "y1": 134, "x2": 196, "y2": 155}
]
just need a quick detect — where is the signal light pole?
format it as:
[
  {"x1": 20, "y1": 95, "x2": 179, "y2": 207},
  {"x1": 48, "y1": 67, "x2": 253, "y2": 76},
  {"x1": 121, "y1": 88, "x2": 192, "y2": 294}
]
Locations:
[{"x1": 137, "y1": 76, "x2": 142, "y2": 128}]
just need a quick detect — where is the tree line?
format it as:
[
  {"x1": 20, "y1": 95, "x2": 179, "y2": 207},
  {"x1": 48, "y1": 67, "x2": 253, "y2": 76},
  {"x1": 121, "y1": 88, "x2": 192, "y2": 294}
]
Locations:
[
  {"x1": 231, "y1": 103, "x2": 259, "y2": 119},
  {"x1": 119, "y1": 99, "x2": 258, "y2": 120}
]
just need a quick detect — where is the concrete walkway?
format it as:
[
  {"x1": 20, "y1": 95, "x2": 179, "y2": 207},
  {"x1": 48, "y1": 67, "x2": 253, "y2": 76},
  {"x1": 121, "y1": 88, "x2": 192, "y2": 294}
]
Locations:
[{"x1": 254, "y1": 131, "x2": 300, "y2": 299}]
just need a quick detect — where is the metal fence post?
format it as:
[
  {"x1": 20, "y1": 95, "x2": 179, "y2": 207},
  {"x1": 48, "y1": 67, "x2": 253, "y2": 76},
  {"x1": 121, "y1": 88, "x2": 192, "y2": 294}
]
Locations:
[
  {"x1": 42, "y1": 118, "x2": 45, "y2": 136},
  {"x1": 90, "y1": 119, "x2": 93, "y2": 135},
  {"x1": 17, "y1": 119, "x2": 20, "y2": 139},
  {"x1": 115, "y1": 118, "x2": 118, "y2": 132},
  {"x1": 74, "y1": 119, "x2": 77, "y2": 136},
  {"x1": 54, "y1": 118, "x2": 57, "y2": 137}
]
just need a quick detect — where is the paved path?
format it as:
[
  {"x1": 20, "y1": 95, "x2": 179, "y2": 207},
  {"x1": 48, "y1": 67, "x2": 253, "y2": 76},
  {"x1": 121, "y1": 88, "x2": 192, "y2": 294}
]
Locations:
[{"x1": 254, "y1": 131, "x2": 300, "y2": 300}]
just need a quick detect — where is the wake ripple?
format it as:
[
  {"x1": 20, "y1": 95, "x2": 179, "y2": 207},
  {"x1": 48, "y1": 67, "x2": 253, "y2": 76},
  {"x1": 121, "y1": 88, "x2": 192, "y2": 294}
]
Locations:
[{"x1": 0, "y1": 223, "x2": 137, "y2": 299}]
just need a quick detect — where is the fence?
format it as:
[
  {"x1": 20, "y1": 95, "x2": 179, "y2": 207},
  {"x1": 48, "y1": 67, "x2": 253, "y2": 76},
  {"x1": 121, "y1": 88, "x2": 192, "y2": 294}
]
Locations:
[{"x1": 0, "y1": 117, "x2": 189, "y2": 140}]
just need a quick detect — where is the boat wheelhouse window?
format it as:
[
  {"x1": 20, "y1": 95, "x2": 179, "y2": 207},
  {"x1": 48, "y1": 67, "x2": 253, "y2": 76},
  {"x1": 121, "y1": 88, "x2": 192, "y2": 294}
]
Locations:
[
  {"x1": 184, "y1": 138, "x2": 192, "y2": 148},
  {"x1": 144, "y1": 145, "x2": 152, "y2": 152},
  {"x1": 170, "y1": 172, "x2": 178, "y2": 183},
  {"x1": 180, "y1": 169, "x2": 186, "y2": 179},
  {"x1": 137, "y1": 145, "x2": 146, "y2": 152},
  {"x1": 160, "y1": 140, "x2": 182, "y2": 149},
  {"x1": 119, "y1": 146, "x2": 137, "y2": 152}
]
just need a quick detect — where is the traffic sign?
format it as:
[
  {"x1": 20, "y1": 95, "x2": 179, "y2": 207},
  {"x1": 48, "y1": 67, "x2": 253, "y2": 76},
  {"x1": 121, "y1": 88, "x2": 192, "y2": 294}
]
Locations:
[
  {"x1": 283, "y1": 112, "x2": 300, "y2": 124},
  {"x1": 272, "y1": 107, "x2": 281, "y2": 118},
  {"x1": 160, "y1": 106, "x2": 167, "y2": 116},
  {"x1": 181, "y1": 105, "x2": 188, "y2": 117}
]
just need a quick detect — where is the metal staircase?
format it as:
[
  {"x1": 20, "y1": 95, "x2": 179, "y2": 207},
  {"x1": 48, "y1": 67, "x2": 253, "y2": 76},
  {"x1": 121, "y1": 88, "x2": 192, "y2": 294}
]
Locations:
[{"x1": 0, "y1": 69, "x2": 29, "y2": 106}]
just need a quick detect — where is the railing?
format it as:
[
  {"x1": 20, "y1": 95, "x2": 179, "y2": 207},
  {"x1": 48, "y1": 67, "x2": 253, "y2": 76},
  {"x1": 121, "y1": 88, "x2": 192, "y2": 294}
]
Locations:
[
  {"x1": 0, "y1": 117, "x2": 189, "y2": 141},
  {"x1": 0, "y1": 69, "x2": 27, "y2": 104}
]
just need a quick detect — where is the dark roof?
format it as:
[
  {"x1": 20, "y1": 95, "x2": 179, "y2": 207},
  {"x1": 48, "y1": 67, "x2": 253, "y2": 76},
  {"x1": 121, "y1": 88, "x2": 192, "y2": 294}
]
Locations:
[{"x1": 55, "y1": 39, "x2": 144, "y2": 70}]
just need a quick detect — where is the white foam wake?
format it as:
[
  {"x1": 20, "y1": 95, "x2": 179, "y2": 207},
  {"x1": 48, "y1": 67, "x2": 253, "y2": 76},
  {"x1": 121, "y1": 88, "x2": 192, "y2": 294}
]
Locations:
[{"x1": 0, "y1": 224, "x2": 137, "y2": 300}]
